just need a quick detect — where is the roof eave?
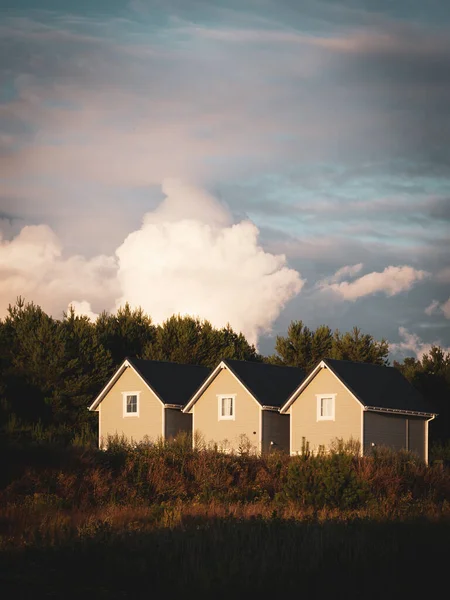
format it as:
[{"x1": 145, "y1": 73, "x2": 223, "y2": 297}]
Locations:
[
  {"x1": 182, "y1": 361, "x2": 226, "y2": 413},
  {"x1": 88, "y1": 357, "x2": 166, "y2": 411},
  {"x1": 365, "y1": 406, "x2": 437, "y2": 418},
  {"x1": 88, "y1": 359, "x2": 130, "y2": 411},
  {"x1": 280, "y1": 360, "x2": 326, "y2": 413}
]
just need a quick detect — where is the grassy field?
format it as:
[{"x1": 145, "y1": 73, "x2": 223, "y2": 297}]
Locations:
[{"x1": 1, "y1": 437, "x2": 449, "y2": 598}]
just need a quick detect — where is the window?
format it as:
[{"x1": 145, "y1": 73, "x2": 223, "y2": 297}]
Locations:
[
  {"x1": 316, "y1": 394, "x2": 336, "y2": 421},
  {"x1": 218, "y1": 394, "x2": 236, "y2": 420},
  {"x1": 123, "y1": 392, "x2": 140, "y2": 417}
]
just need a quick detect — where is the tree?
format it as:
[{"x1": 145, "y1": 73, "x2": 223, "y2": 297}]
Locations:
[
  {"x1": 269, "y1": 320, "x2": 316, "y2": 371},
  {"x1": 395, "y1": 346, "x2": 450, "y2": 444},
  {"x1": 48, "y1": 307, "x2": 113, "y2": 426},
  {"x1": 143, "y1": 315, "x2": 261, "y2": 367},
  {"x1": 1, "y1": 297, "x2": 64, "y2": 424},
  {"x1": 331, "y1": 327, "x2": 389, "y2": 366},
  {"x1": 95, "y1": 303, "x2": 156, "y2": 366},
  {"x1": 270, "y1": 322, "x2": 387, "y2": 371}
]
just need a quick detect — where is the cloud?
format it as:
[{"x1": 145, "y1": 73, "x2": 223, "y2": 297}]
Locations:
[
  {"x1": 425, "y1": 296, "x2": 450, "y2": 319},
  {"x1": 1, "y1": 9, "x2": 450, "y2": 353},
  {"x1": 390, "y1": 326, "x2": 450, "y2": 360},
  {"x1": 114, "y1": 180, "x2": 304, "y2": 345},
  {"x1": 321, "y1": 263, "x2": 364, "y2": 285},
  {"x1": 69, "y1": 300, "x2": 99, "y2": 322},
  {"x1": 0, "y1": 224, "x2": 119, "y2": 318},
  {"x1": 425, "y1": 300, "x2": 440, "y2": 316},
  {"x1": 442, "y1": 298, "x2": 450, "y2": 319},
  {"x1": 320, "y1": 265, "x2": 429, "y2": 301},
  {"x1": 0, "y1": 181, "x2": 304, "y2": 346}
]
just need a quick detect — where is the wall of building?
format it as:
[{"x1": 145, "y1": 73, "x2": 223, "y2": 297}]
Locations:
[
  {"x1": 290, "y1": 367, "x2": 362, "y2": 454},
  {"x1": 192, "y1": 367, "x2": 260, "y2": 453}
]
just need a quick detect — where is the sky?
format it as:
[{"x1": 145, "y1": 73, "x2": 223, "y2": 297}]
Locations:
[{"x1": 1, "y1": 0, "x2": 449, "y2": 360}]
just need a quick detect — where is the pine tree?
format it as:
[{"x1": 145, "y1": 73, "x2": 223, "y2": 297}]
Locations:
[
  {"x1": 95, "y1": 303, "x2": 156, "y2": 365},
  {"x1": 331, "y1": 326, "x2": 389, "y2": 365}
]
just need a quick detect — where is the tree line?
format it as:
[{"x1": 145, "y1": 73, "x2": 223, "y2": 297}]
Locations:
[{"x1": 1, "y1": 297, "x2": 449, "y2": 445}]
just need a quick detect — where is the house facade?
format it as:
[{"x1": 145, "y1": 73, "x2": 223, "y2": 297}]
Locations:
[
  {"x1": 280, "y1": 358, "x2": 437, "y2": 462},
  {"x1": 88, "y1": 357, "x2": 211, "y2": 447},
  {"x1": 183, "y1": 359, "x2": 305, "y2": 453}
]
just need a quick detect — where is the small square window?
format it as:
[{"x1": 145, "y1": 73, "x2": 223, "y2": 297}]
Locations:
[
  {"x1": 123, "y1": 392, "x2": 140, "y2": 417},
  {"x1": 316, "y1": 394, "x2": 335, "y2": 421},
  {"x1": 126, "y1": 395, "x2": 137, "y2": 413},
  {"x1": 218, "y1": 394, "x2": 236, "y2": 420}
]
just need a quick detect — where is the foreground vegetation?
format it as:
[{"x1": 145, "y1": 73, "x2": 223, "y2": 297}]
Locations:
[{"x1": 1, "y1": 436, "x2": 450, "y2": 597}]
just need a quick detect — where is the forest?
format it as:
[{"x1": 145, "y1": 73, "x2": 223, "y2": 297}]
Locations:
[{"x1": 1, "y1": 296, "x2": 449, "y2": 448}]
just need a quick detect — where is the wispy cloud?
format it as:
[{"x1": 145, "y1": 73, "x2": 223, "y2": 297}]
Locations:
[
  {"x1": 390, "y1": 326, "x2": 450, "y2": 360},
  {"x1": 318, "y1": 265, "x2": 429, "y2": 300},
  {"x1": 319, "y1": 263, "x2": 364, "y2": 285},
  {"x1": 425, "y1": 299, "x2": 441, "y2": 316},
  {"x1": 426, "y1": 297, "x2": 450, "y2": 319}
]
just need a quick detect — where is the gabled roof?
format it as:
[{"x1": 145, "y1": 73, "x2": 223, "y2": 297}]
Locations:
[
  {"x1": 89, "y1": 357, "x2": 211, "y2": 411},
  {"x1": 183, "y1": 359, "x2": 306, "y2": 412},
  {"x1": 280, "y1": 358, "x2": 437, "y2": 417}
]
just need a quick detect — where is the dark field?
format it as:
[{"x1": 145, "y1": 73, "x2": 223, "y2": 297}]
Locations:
[
  {"x1": 1, "y1": 517, "x2": 448, "y2": 599},
  {"x1": 1, "y1": 438, "x2": 449, "y2": 599}
]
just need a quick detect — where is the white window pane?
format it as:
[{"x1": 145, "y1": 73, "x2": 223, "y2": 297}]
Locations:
[
  {"x1": 221, "y1": 397, "x2": 233, "y2": 417},
  {"x1": 321, "y1": 397, "x2": 333, "y2": 417}
]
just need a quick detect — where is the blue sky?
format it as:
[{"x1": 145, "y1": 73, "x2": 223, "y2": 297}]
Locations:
[{"x1": 1, "y1": 0, "x2": 449, "y2": 359}]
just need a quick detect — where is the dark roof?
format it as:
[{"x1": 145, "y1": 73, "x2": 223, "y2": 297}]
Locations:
[
  {"x1": 223, "y1": 359, "x2": 306, "y2": 408},
  {"x1": 323, "y1": 358, "x2": 436, "y2": 415},
  {"x1": 128, "y1": 357, "x2": 211, "y2": 406}
]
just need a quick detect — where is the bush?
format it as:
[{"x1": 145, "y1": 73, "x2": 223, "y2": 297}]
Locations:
[{"x1": 284, "y1": 452, "x2": 371, "y2": 510}]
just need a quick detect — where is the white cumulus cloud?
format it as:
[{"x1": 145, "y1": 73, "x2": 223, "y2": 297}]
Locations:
[
  {"x1": 0, "y1": 225, "x2": 118, "y2": 318},
  {"x1": 0, "y1": 181, "x2": 304, "y2": 346},
  {"x1": 115, "y1": 180, "x2": 304, "y2": 345},
  {"x1": 69, "y1": 300, "x2": 100, "y2": 322}
]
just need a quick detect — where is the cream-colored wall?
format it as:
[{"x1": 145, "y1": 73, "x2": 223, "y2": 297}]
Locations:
[
  {"x1": 98, "y1": 365, "x2": 163, "y2": 446},
  {"x1": 290, "y1": 367, "x2": 362, "y2": 454},
  {"x1": 193, "y1": 367, "x2": 260, "y2": 453}
]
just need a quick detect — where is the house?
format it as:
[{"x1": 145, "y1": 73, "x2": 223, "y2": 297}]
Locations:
[
  {"x1": 280, "y1": 358, "x2": 437, "y2": 463},
  {"x1": 89, "y1": 357, "x2": 211, "y2": 447},
  {"x1": 183, "y1": 359, "x2": 306, "y2": 453}
]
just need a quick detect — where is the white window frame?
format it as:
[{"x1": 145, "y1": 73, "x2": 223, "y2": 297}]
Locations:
[
  {"x1": 218, "y1": 394, "x2": 236, "y2": 421},
  {"x1": 316, "y1": 393, "x2": 336, "y2": 421},
  {"x1": 122, "y1": 391, "x2": 140, "y2": 417}
]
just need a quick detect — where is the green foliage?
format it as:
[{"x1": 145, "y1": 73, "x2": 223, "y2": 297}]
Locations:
[
  {"x1": 284, "y1": 444, "x2": 371, "y2": 509},
  {"x1": 143, "y1": 315, "x2": 261, "y2": 366},
  {"x1": 270, "y1": 321, "x2": 388, "y2": 370},
  {"x1": 95, "y1": 303, "x2": 155, "y2": 366},
  {"x1": 1, "y1": 298, "x2": 64, "y2": 424},
  {"x1": 331, "y1": 326, "x2": 389, "y2": 365},
  {"x1": 395, "y1": 346, "x2": 450, "y2": 444}
]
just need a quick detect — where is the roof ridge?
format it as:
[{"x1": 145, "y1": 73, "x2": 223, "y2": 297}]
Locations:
[
  {"x1": 224, "y1": 358, "x2": 305, "y2": 370},
  {"x1": 127, "y1": 356, "x2": 210, "y2": 369},
  {"x1": 324, "y1": 357, "x2": 389, "y2": 368}
]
